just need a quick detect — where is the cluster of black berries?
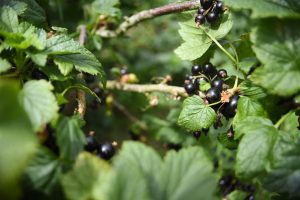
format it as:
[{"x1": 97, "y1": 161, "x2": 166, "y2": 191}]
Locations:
[
  {"x1": 84, "y1": 132, "x2": 115, "y2": 160},
  {"x1": 195, "y1": 0, "x2": 224, "y2": 25},
  {"x1": 219, "y1": 175, "x2": 255, "y2": 199}
]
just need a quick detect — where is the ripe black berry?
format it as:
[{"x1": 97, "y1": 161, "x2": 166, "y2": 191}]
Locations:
[
  {"x1": 211, "y1": 78, "x2": 224, "y2": 91},
  {"x1": 203, "y1": 63, "x2": 217, "y2": 78},
  {"x1": 193, "y1": 131, "x2": 201, "y2": 139},
  {"x1": 206, "y1": 87, "x2": 221, "y2": 103},
  {"x1": 85, "y1": 74, "x2": 96, "y2": 84},
  {"x1": 184, "y1": 83, "x2": 197, "y2": 95},
  {"x1": 120, "y1": 67, "x2": 128, "y2": 75},
  {"x1": 32, "y1": 69, "x2": 48, "y2": 80},
  {"x1": 98, "y1": 142, "x2": 115, "y2": 160},
  {"x1": 215, "y1": 1, "x2": 224, "y2": 14},
  {"x1": 197, "y1": 8, "x2": 205, "y2": 15},
  {"x1": 222, "y1": 95, "x2": 239, "y2": 118},
  {"x1": 195, "y1": 14, "x2": 205, "y2": 25},
  {"x1": 166, "y1": 143, "x2": 182, "y2": 151},
  {"x1": 191, "y1": 65, "x2": 202, "y2": 75},
  {"x1": 185, "y1": 74, "x2": 193, "y2": 81},
  {"x1": 248, "y1": 195, "x2": 255, "y2": 200},
  {"x1": 218, "y1": 69, "x2": 227, "y2": 78},
  {"x1": 84, "y1": 134, "x2": 99, "y2": 152},
  {"x1": 200, "y1": 0, "x2": 213, "y2": 9},
  {"x1": 206, "y1": 12, "x2": 219, "y2": 24}
]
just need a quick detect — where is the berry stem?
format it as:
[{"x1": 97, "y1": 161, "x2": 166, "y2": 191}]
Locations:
[
  {"x1": 208, "y1": 100, "x2": 222, "y2": 107},
  {"x1": 199, "y1": 26, "x2": 237, "y2": 65},
  {"x1": 274, "y1": 111, "x2": 293, "y2": 129}
]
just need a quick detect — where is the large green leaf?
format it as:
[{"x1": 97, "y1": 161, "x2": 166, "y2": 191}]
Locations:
[
  {"x1": 24, "y1": 147, "x2": 62, "y2": 196},
  {"x1": 178, "y1": 95, "x2": 216, "y2": 132},
  {"x1": 56, "y1": 115, "x2": 86, "y2": 161},
  {"x1": 175, "y1": 11, "x2": 233, "y2": 60},
  {"x1": 20, "y1": 80, "x2": 59, "y2": 132},
  {"x1": 0, "y1": 81, "x2": 37, "y2": 200},
  {"x1": 251, "y1": 19, "x2": 300, "y2": 96},
  {"x1": 224, "y1": 0, "x2": 300, "y2": 18},
  {"x1": 110, "y1": 142, "x2": 162, "y2": 200},
  {"x1": 235, "y1": 123, "x2": 278, "y2": 180},
  {"x1": 160, "y1": 147, "x2": 218, "y2": 200},
  {"x1": 264, "y1": 141, "x2": 300, "y2": 198},
  {"x1": 61, "y1": 152, "x2": 112, "y2": 200},
  {"x1": 18, "y1": 0, "x2": 47, "y2": 27}
]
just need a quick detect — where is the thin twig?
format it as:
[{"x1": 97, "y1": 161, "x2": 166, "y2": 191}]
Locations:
[
  {"x1": 113, "y1": 100, "x2": 148, "y2": 131},
  {"x1": 96, "y1": 0, "x2": 200, "y2": 38},
  {"x1": 106, "y1": 80, "x2": 206, "y2": 98},
  {"x1": 76, "y1": 25, "x2": 87, "y2": 119}
]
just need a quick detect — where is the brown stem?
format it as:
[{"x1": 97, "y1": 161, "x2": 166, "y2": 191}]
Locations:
[
  {"x1": 96, "y1": 0, "x2": 200, "y2": 38},
  {"x1": 106, "y1": 80, "x2": 205, "y2": 98},
  {"x1": 76, "y1": 25, "x2": 87, "y2": 119}
]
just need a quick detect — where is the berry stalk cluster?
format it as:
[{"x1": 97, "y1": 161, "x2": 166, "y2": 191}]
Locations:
[{"x1": 195, "y1": 0, "x2": 224, "y2": 25}]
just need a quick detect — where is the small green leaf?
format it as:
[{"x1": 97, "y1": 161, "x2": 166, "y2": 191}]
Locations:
[
  {"x1": 251, "y1": 19, "x2": 300, "y2": 96},
  {"x1": 178, "y1": 96, "x2": 216, "y2": 132},
  {"x1": 20, "y1": 80, "x2": 59, "y2": 132},
  {"x1": 217, "y1": 133, "x2": 238, "y2": 150},
  {"x1": 92, "y1": 0, "x2": 120, "y2": 17},
  {"x1": 61, "y1": 152, "x2": 112, "y2": 200},
  {"x1": 54, "y1": 59, "x2": 73, "y2": 75},
  {"x1": 175, "y1": 12, "x2": 233, "y2": 61},
  {"x1": 56, "y1": 115, "x2": 86, "y2": 161},
  {"x1": 227, "y1": 190, "x2": 248, "y2": 200},
  {"x1": 239, "y1": 81, "x2": 267, "y2": 100},
  {"x1": 0, "y1": 58, "x2": 11, "y2": 73}
]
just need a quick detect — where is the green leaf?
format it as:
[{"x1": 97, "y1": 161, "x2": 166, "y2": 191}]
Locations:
[
  {"x1": 24, "y1": 147, "x2": 62, "y2": 196},
  {"x1": 18, "y1": 0, "x2": 47, "y2": 27},
  {"x1": 43, "y1": 35, "x2": 105, "y2": 82},
  {"x1": 20, "y1": 80, "x2": 59, "y2": 132},
  {"x1": 175, "y1": 11, "x2": 233, "y2": 60},
  {"x1": 56, "y1": 115, "x2": 86, "y2": 161},
  {"x1": 264, "y1": 141, "x2": 300, "y2": 198},
  {"x1": 0, "y1": 58, "x2": 11, "y2": 73},
  {"x1": 110, "y1": 142, "x2": 162, "y2": 200},
  {"x1": 233, "y1": 96, "x2": 267, "y2": 131},
  {"x1": 0, "y1": 81, "x2": 37, "y2": 200},
  {"x1": 227, "y1": 190, "x2": 248, "y2": 200},
  {"x1": 217, "y1": 132, "x2": 238, "y2": 150},
  {"x1": 251, "y1": 19, "x2": 300, "y2": 96},
  {"x1": 236, "y1": 124, "x2": 278, "y2": 180},
  {"x1": 160, "y1": 147, "x2": 218, "y2": 200},
  {"x1": 92, "y1": 0, "x2": 120, "y2": 17},
  {"x1": 61, "y1": 152, "x2": 112, "y2": 200},
  {"x1": 178, "y1": 95, "x2": 216, "y2": 132},
  {"x1": 224, "y1": 0, "x2": 300, "y2": 18},
  {"x1": 239, "y1": 81, "x2": 267, "y2": 100},
  {"x1": 0, "y1": 0, "x2": 27, "y2": 15},
  {"x1": 0, "y1": 6, "x2": 19, "y2": 32}
]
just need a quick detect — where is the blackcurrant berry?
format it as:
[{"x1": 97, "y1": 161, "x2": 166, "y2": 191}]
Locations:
[
  {"x1": 85, "y1": 74, "x2": 96, "y2": 84},
  {"x1": 206, "y1": 12, "x2": 219, "y2": 24},
  {"x1": 84, "y1": 134, "x2": 99, "y2": 152},
  {"x1": 211, "y1": 78, "x2": 224, "y2": 91},
  {"x1": 215, "y1": 1, "x2": 224, "y2": 14},
  {"x1": 203, "y1": 62, "x2": 217, "y2": 78},
  {"x1": 32, "y1": 69, "x2": 48, "y2": 80},
  {"x1": 222, "y1": 95, "x2": 239, "y2": 118},
  {"x1": 218, "y1": 69, "x2": 227, "y2": 78},
  {"x1": 197, "y1": 7, "x2": 205, "y2": 15},
  {"x1": 120, "y1": 67, "x2": 128, "y2": 75},
  {"x1": 193, "y1": 131, "x2": 201, "y2": 139},
  {"x1": 200, "y1": 0, "x2": 213, "y2": 9},
  {"x1": 206, "y1": 87, "x2": 221, "y2": 103},
  {"x1": 248, "y1": 195, "x2": 255, "y2": 200},
  {"x1": 184, "y1": 83, "x2": 197, "y2": 95},
  {"x1": 191, "y1": 65, "x2": 202, "y2": 75},
  {"x1": 195, "y1": 14, "x2": 206, "y2": 25},
  {"x1": 185, "y1": 74, "x2": 194, "y2": 81},
  {"x1": 98, "y1": 142, "x2": 115, "y2": 160}
]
